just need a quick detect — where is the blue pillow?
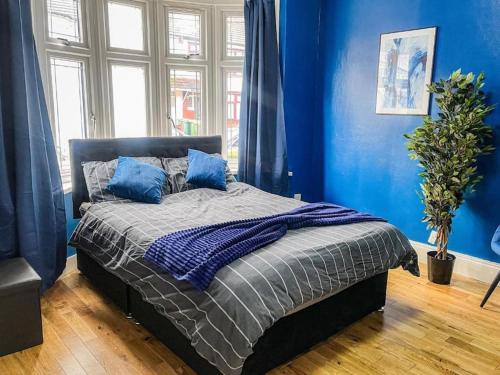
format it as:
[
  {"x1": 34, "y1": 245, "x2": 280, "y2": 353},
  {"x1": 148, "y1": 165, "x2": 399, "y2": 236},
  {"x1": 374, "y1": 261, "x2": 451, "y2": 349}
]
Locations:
[
  {"x1": 186, "y1": 149, "x2": 227, "y2": 191},
  {"x1": 107, "y1": 157, "x2": 167, "y2": 203}
]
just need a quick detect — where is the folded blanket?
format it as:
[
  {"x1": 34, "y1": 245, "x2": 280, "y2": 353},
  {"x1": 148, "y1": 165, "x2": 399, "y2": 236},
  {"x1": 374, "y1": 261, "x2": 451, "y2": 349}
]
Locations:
[{"x1": 144, "y1": 203, "x2": 386, "y2": 290}]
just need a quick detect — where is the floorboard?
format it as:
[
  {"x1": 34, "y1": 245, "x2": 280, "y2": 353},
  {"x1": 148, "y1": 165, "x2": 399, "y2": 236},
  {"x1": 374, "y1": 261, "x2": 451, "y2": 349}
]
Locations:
[{"x1": 1, "y1": 264, "x2": 499, "y2": 374}]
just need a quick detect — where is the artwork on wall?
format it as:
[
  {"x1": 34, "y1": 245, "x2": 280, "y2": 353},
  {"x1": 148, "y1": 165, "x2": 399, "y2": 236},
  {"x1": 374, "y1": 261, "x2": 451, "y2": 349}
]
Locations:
[{"x1": 376, "y1": 27, "x2": 437, "y2": 115}]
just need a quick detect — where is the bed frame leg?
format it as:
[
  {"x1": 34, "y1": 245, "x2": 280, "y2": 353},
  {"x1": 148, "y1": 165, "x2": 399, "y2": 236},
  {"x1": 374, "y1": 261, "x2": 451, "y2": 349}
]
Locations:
[{"x1": 377, "y1": 306, "x2": 385, "y2": 313}]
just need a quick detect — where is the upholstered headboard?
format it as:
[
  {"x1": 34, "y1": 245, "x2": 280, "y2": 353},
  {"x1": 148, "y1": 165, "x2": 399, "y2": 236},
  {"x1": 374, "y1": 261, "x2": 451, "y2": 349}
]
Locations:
[{"x1": 69, "y1": 136, "x2": 222, "y2": 218}]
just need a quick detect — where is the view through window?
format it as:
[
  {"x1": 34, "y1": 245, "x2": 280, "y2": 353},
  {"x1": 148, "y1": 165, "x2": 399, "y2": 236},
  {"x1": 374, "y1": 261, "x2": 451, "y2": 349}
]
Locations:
[{"x1": 169, "y1": 69, "x2": 202, "y2": 136}]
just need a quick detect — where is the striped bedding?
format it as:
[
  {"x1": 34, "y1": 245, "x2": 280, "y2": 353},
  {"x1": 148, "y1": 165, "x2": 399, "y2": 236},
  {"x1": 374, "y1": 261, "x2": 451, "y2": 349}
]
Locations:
[
  {"x1": 145, "y1": 203, "x2": 387, "y2": 290},
  {"x1": 70, "y1": 182, "x2": 419, "y2": 375}
]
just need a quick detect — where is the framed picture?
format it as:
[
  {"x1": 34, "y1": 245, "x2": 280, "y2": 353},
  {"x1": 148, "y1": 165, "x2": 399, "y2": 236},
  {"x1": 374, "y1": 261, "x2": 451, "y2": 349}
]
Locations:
[{"x1": 376, "y1": 27, "x2": 437, "y2": 115}]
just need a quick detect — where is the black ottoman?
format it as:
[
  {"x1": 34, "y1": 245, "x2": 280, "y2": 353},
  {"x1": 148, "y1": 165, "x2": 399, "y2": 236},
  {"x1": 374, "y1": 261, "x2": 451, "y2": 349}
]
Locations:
[{"x1": 0, "y1": 258, "x2": 43, "y2": 356}]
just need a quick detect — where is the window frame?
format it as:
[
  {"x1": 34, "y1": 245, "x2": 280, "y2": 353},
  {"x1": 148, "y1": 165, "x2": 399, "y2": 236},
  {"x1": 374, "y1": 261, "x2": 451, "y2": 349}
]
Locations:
[
  {"x1": 47, "y1": 53, "x2": 93, "y2": 188},
  {"x1": 166, "y1": 64, "x2": 208, "y2": 136},
  {"x1": 104, "y1": 0, "x2": 150, "y2": 56},
  {"x1": 96, "y1": 0, "x2": 158, "y2": 139},
  {"x1": 221, "y1": 67, "x2": 243, "y2": 170},
  {"x1": 45, "y1": 52, "x2": 97, "y2": 190},
  {"x1": 46, "y1": 52, "x2": 93, "y2": 135},
  {"x1": 108, "y1": 60, "x2": 153, "y2": 138},
  {"x1": 164, "y1": 4, "x2": 207, "y2": 60},
  {"x1": 221, "y1": 10, "x2": 245, "y2": 61},
  {"x1": 44, "y1": 0, "x2": 89, "y2": 48},
  {"x1": 214, "y1": 5, "x2": 244, "y2": 169},
  {"x1": 157, "y1": 1, "x2": 213, "y2": 137}
]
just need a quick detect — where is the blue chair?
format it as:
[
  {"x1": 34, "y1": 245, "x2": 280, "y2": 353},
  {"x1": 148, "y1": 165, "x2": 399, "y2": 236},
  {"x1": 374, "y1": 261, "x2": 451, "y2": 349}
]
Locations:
[{"x1": 480, "y1": 225, "x2": 500, "y2": 308}]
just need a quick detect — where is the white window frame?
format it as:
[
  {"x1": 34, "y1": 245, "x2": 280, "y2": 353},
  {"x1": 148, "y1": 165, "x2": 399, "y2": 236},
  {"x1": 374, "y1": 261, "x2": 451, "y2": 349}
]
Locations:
[
  {"x1": 164, "y1": 4, "x2": 207, "y2": 60},
  {"x1": 46, "y1": 53, "x2": 93, "y2": 139},
  {"x1": 44, "y1": 0, "x2": 89, "y2": 48},
  {"x1": 221, "y1": 67, "x2": 242, "y2": 170},
  {"x1": 47, "y1": 54, "x2": 92, "y2": 187},
  {"x1": 215, "y1": 5, "x2": 244, "y2": 170},
  {"x1": 32, "y1": 0, "x2": 245, "y2": 190},
  {"x1": 221, "y1": 10, "x2": 244, "y2": 61},
  {"x1": 108, "y1": 60, "x2": 153, "y2": 137},
  {"x1": 166, "y1": 64, "x2": 208, "y2": 136},
  {"x1": 104, "y1": 0, "x2": 150, "y2": 55},
  {"x1": 97, "y1": 0, "x2": 157, "y2": 138},
  {"x1": 158, "y1": 1, "x2": 212, "y2": 137}
]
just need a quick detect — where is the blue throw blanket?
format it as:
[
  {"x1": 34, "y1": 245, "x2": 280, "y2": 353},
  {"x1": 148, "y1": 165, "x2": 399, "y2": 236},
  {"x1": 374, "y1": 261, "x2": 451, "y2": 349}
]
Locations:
[{"x1": 144, "y1": 203, "x2": 386, "y2": 290}]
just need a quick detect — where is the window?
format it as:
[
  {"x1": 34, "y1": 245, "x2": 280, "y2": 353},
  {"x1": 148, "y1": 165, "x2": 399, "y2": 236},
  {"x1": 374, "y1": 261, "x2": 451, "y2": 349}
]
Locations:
[
  {"x1": 107, "y1": 1, "x2": 145, "y2": 51},
  {"x1": 168, "y1": 69, "x2": 202, "y2": 136},
  {"x1": 49, "y1": 57, "x2": 89, "y2": 186},
  {"x1": 224, "y1": 70, "x2": 243, "y2": 166},
  {"x1": 33, "y1": 0, "x2": 245, "y2": 188},
  {"x1": 221, "y1": 12, "x2": 245, "y2": 169},
  {"x1": 225, "y1": 15, "x2": 245, "y2": 57},
  {"x1": 226, "y1": 72, "x2": 242, "y2": 120},
  {"x1": 167, "y1": 9, "x2": 202, "y2": 57},
  {"x1": 110, "y1": 64, "x2": 149, "y2": 138},
  {"x1": 47, "y1": 0, "x2": 83, "y2": 43}
]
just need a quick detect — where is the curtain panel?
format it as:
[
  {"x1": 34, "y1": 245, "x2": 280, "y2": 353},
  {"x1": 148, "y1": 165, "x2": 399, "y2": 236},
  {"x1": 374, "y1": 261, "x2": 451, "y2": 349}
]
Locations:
[
  {"x1": 238, "y1": 0, "x2": 289, "y2": 196},
  {"x1": 0, "y1": 0, "x2": 67, "y2": 291}
]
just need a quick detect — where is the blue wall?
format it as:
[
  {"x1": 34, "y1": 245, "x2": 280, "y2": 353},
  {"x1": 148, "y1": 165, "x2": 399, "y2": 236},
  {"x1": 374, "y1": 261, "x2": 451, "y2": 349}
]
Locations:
[
  {"x1": 65, "y1": 193, "x2": 79, "y2": 257},
  {"x1": 280, "y1": 0, "x2": 323, "y2": 202},
  {"x1": 314, "y1": 0, "x2": 499, "y2": 261}
]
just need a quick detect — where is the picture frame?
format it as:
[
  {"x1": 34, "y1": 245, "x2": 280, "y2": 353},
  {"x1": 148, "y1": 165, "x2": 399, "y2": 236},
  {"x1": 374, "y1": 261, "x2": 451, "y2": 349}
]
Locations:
[{"x1": 376, "y1": 27, "x2": 437, "y2": 115}]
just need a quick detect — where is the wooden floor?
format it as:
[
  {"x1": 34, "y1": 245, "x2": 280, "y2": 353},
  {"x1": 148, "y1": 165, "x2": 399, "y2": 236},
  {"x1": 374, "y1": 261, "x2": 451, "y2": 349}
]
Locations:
[{"x1": 1, "y1": 265, "x2": 499, "y2": 375}]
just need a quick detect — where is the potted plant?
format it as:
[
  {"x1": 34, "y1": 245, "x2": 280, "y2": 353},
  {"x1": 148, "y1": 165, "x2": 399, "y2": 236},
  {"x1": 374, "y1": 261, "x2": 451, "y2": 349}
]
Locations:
[{"x1": 405, "y1": 69, "x2": 495, "y2": 284}]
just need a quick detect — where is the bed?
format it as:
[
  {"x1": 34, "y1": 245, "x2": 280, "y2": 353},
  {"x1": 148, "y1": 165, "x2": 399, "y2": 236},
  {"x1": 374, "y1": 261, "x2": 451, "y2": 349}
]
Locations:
[{"x1": 69, "y1": 136, "x2": 419, "y2": 375}]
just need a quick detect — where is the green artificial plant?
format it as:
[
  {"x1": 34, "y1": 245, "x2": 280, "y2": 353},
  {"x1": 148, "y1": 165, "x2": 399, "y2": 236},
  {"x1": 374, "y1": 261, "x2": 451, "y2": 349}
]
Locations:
[{"x1": 405, "y1": 69, "x2": 495, "y2": 260}]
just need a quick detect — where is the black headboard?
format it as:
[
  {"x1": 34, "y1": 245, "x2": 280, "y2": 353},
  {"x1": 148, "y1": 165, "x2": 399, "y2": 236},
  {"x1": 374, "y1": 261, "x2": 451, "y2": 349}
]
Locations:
[{"x1": 69, "y1": 136, "x2": 222, "y2": 218}]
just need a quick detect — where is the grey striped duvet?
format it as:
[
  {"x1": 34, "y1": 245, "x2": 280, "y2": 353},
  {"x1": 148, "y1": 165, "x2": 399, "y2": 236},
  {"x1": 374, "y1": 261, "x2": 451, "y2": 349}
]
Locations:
[{"x1": 69, "y1": 182, "x2": 419, "y2": 375}]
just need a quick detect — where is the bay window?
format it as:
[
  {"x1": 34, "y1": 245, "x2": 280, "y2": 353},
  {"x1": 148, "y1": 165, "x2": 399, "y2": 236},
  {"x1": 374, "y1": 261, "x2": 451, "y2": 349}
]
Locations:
[{"x1": 32, "y1": 0, "x2": 244, "y2": 188}]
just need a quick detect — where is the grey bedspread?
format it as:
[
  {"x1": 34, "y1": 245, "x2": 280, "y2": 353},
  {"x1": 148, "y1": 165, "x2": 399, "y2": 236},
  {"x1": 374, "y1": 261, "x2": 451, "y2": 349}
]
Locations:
[{"x1": 70, "y1": 182, "x2": 418, "y2": 375}]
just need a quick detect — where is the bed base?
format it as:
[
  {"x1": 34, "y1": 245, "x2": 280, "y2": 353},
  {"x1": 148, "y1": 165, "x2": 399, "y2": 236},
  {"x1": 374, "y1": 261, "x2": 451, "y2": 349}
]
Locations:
[{"x1": 76, "y1": 248, "x2": 387, "y2": 374}]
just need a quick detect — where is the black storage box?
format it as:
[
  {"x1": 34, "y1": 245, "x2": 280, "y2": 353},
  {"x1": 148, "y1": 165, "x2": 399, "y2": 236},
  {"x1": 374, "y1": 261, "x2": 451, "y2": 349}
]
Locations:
[{"x1": 0, "y1": 258, "x2": 43, "y2": 356}]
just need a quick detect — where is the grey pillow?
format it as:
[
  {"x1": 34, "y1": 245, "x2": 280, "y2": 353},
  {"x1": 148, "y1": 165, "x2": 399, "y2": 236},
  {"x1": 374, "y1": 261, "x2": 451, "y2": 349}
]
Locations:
[
  {"x1": 162, "y1": 155, "x2": 236, "y2": 194},
  {"x1": 82, "y1": 157, "x2": 164, "y2": 202}
]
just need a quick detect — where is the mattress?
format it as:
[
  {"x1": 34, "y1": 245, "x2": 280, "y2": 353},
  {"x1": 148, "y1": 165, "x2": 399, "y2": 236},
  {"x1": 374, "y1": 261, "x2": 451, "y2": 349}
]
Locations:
[{"x1": 70, "y1": 182, "x2": 418, "y2": 375}]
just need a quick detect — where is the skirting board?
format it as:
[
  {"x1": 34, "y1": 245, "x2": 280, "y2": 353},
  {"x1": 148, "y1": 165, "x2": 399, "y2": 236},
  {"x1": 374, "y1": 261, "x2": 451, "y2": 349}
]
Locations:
[
  {"x1": 61, "y1": 254, "x2": 77, "y2": 278},
  {"x1": 410, "y1": 240, "x2": 500, "y2": 285},
  {"x1": 61, "y1": 243, "x2": 499, "y2": 285}
]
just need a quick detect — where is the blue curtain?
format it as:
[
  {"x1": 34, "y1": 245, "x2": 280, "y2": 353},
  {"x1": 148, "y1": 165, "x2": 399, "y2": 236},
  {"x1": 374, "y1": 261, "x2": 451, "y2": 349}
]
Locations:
[
  {"x1": 238, "y1": 0, "x2": 288, "y2": 196},
  {"x1": 0, "y1": 0, "x2": 67, "y2": 291}
]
